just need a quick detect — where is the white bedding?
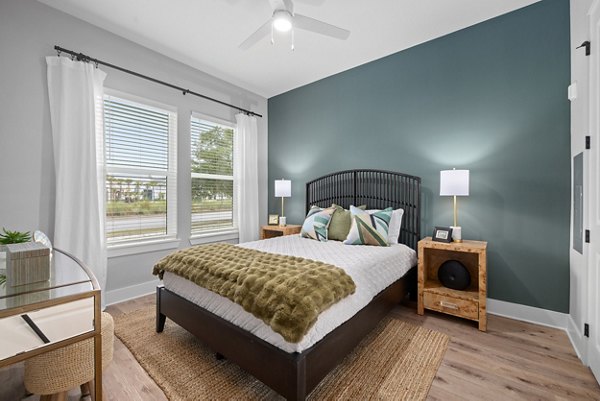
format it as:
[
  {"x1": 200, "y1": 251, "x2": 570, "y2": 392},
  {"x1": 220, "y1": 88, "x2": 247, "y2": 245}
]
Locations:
[{"x1": 162, "y1": 235, "x2": 416, "y2": 353}]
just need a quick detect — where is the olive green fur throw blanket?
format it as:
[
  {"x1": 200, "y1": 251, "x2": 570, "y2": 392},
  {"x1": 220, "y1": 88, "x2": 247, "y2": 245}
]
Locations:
[{"x1": 153, "y1": 243, "x2": 356, "y2": 343}]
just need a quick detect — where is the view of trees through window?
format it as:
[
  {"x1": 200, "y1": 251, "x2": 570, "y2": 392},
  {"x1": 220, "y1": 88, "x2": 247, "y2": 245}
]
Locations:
[
  {"x1": 105, "y1": 174, "x2": 168, "y2": 239},
  {"x1": 191, "y1": 117, "x2": 235, "y2": 234},
  {"x1": 103, "y1": 95, "x2": 232, "y2": 242}
]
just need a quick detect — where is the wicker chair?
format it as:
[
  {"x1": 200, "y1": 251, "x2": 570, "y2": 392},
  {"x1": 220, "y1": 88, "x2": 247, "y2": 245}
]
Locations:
[{"x1": 24, "y1": 312, "x2": 114, "y2": 401}]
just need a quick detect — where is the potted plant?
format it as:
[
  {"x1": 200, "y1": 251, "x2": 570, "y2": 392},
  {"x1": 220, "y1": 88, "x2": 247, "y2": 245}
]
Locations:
[
  {"x1": 0, "y1": 228, "x2": 32, "y2": 285},
  {"x1": 0, "y1": 228, "x2": 32, "y2": 245}
]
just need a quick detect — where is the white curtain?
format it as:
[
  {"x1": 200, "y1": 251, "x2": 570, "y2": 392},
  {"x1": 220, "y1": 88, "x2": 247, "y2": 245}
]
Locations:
[
  {"x1": 235, "y1": 113, "x2": 259, "y2": 243},
  {"x1": 46, "y1": 56, "x2": 107, "y2": 300}
]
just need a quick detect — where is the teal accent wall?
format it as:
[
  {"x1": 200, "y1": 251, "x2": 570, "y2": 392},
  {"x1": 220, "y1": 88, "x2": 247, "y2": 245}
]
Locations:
[{"x1": 268, "y1": 0, "x2": 571, "y2": 312}]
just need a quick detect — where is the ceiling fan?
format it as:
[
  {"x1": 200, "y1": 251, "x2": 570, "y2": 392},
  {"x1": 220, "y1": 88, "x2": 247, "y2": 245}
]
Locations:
[{"x1": 239, "y1": 0, "x2": 350, "y2": 51}]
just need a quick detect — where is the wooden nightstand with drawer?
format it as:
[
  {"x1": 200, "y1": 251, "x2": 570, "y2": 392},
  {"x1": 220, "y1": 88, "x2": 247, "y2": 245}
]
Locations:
[
  {"x1": 260, "y1": 224, "x2": 302, "y2": 239},
  {"x1": 417, "y1": 237, "x2": 487, "y2": 331}
]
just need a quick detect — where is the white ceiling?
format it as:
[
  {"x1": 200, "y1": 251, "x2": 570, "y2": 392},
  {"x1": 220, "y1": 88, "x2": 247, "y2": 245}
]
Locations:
[{"x1": 38, "y1": 0, "x2": 540, "y2": 98}]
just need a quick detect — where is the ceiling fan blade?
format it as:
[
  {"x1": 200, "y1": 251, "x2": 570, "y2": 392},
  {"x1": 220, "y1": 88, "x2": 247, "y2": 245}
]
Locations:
[
  {"x1": 268, "y1": 0, "x2": 293, "y2": 12},
  {"x1": 293, "y1": 14, "x2": 350, "y2": 40},
  {"x1": 239, "y1": 19, "x2": 272, "y2": 50}
]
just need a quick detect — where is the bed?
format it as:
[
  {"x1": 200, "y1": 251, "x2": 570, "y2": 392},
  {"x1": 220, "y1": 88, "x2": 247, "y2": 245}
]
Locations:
[{"x1": 156, "y1": 169, "x2": 421, "y2": 400}]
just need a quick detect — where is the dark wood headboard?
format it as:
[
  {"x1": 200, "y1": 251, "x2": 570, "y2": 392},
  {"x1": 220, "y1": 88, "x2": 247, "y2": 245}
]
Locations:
[{"x1": 305, "y1": 169, "x2": 421, "y2": 250}]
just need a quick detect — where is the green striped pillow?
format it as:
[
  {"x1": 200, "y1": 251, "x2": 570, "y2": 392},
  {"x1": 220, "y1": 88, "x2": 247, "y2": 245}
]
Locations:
[
  {"x1": 343, "y1": 206, "x2": 392, "y2": 246},
  {"x1": 301, "y1": 206, "x2": 336, "y2": 242}
]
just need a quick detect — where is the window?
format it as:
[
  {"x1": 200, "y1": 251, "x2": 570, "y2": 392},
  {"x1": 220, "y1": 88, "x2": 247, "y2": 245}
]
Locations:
[
  {"x1": 190, "y1": 114, "x2": 236, "y2": 235},
  {"x1": 104, "y1": 93, "x2": 177, "y2": 243}
]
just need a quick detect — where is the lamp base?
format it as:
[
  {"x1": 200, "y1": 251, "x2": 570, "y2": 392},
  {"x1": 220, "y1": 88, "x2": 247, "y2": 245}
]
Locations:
[
  {"x1": 450, "y1": 226, "x2": 462, "y2": 242},
  {"x1": 279, "y1": 216, "x2": 287, "y2": 227}
]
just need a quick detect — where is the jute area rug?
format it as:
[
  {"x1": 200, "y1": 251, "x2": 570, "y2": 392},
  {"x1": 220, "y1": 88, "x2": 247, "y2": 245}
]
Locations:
[{"x1": 114, "y1": 306, "x2": 448, "y2": 401}]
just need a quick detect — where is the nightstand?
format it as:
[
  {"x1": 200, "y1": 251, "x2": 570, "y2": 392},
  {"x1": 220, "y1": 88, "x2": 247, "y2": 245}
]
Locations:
[
  {"x1": 417, "y1": 237, "x2": 487, "y2": 331},
  {"x1": 260, "y1": 224, "x2": 302, "y2": 239}
]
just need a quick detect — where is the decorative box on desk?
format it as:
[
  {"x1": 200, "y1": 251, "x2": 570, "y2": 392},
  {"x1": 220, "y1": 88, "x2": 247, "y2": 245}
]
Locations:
[
  {"x1": 5, "y1": 242, "x2": 50, "y2": 287},
  {"x1": 417, "y1": 237, "x2": 488, "y2": 331}
]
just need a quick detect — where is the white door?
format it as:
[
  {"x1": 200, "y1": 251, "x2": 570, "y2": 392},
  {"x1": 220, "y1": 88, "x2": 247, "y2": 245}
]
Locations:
[{"x1": 588, "y1": 0, "x2": 600, "y2": 382}]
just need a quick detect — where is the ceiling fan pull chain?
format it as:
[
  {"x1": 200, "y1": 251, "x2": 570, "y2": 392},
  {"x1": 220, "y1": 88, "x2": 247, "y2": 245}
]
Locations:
[{"x1": 291, "y1": 28, "x2": 295, "y2": 51}]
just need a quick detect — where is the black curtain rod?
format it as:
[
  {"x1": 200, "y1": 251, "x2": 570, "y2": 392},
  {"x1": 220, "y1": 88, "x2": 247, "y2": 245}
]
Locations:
[{"x1": 53, "y1": 45, "x2": 262, "y2": 118}]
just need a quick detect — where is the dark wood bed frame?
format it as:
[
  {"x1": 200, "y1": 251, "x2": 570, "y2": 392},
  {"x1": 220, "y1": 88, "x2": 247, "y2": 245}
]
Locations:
[{"x1": 156, "y1": 169, "x2": 421, "y2": 400}]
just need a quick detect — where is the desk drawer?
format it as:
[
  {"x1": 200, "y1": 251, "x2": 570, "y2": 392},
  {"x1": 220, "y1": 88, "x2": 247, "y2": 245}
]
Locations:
[{"x1": 423, "y1": 292, "x2": 478, "y2": 320}]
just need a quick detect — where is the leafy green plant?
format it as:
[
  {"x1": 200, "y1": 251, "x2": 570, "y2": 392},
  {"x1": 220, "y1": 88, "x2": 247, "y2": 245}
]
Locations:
[
  {"x1": 0, "y1": 228, "x2": 33, "y2": 287},
  {"x1": 0, "y1": 228, "x2": 31, "y2": 244}
]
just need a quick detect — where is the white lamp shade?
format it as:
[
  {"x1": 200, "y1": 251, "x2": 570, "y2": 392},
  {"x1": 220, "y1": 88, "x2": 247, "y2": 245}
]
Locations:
[
  {"x1": 275, "y1": 179, "x2": 291, "y2": 197},
  {"x1": 440, "y1": 170, "x2": 469, "y2": 196}
]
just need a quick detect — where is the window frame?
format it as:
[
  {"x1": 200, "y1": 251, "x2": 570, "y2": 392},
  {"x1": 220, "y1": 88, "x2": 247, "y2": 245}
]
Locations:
[
  {"x1": 189, "y1": 111, "x2": 237, "y2": 239},
  {"x1": 103, "y1": 89, "x2": 178, "y2": 248}
]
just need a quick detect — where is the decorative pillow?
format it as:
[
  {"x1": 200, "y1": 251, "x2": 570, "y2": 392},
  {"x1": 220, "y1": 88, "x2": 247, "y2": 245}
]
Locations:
[
  {"x1": 344, "y1": 206, "x2": 393, "y2": 246},
  {"x1": 328, "y1": 204, "x2": 367, "y2": 242},
  {"x1": 388, "y1": 208, "x2": 404, "y2": 244},
  {"x1": 301, "y1": 206, "x2": 336, "y2": 242},
  {"x1": 368, "y1": 208, "x2": 404, "y2": 244}
]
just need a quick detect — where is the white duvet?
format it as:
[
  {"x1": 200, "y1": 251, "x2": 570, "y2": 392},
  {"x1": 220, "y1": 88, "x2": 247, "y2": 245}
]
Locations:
[{"x1": 162, "y1": 235, "x2": 416, "y2": 353}]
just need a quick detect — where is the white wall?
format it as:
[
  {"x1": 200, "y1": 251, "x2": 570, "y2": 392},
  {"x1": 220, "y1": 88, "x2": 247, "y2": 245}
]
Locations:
[
  {"x1": 0, "y1": 0, "x2": 268, "y2": 298},
  {"x1": 569, "y1": 0, "x2": 593, "y2": 361}
]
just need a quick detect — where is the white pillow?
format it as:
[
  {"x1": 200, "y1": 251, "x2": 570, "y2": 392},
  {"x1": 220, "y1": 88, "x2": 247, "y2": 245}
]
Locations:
[
  {"x1": 388, "y1": 208, "x2": 404, "y2": 244},
  {"x1": 367, "y1": 208, "x2": 404, "y2": 244}
]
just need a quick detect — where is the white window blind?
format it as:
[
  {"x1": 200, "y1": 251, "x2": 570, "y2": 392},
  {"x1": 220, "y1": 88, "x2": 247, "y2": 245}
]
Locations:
[
  {"x1": 104, "y1": 93, "x2": 177, "y2": 243},
  {"x1": 190, "y1": 114, "x2": 236, "y2": 235}
]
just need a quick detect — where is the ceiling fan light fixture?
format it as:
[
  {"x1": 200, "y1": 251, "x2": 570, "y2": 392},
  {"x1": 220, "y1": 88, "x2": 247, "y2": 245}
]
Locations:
[
  {"x1": 272, "y1": 10, "x2": 292, "y2": 32},
  {"x1": 238, "y1": 0, "x2": 350, "y2": 51}
]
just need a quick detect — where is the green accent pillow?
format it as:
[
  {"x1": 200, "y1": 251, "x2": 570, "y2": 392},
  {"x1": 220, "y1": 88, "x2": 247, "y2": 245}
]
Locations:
[{"x1": 328, "y1": 204, "x2": 367, "y2": 241}]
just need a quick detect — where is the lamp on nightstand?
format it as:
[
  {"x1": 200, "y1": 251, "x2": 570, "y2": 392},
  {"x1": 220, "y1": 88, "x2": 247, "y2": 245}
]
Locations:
[
  {"x1": 274, "y1": 179, "x2": 291, "y2": 226},
  {"x1": 440, "y1": 169, "x2": 469, "y2": 242}
]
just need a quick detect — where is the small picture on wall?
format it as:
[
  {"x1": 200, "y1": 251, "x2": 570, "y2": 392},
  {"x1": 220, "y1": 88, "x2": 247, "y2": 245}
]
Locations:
[
  {"x1": 268, "y1": 214, "x2": 279, "y2": 225},
  {"x1": 433, "y1": 226, "x2": 453, "y2": 243}
]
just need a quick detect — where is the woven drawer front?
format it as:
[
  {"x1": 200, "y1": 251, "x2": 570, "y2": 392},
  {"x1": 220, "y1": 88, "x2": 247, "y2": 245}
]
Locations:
[{"x1": 423, "y1": 292, "x2": 478, "y2": 320}]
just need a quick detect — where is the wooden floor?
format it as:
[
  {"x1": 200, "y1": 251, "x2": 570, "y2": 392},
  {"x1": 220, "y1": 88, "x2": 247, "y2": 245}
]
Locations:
[
  {"x1": 99, "y1": 295, "x2": 600, "y2": 400},
  {"x1": 394, "y1": 310, "x2": 600, "y2": 401}
]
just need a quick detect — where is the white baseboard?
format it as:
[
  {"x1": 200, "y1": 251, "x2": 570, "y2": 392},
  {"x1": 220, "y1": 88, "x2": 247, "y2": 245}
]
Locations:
[
  {"x1": 567, "y1": 315, "x2": 588, "y2": 363},
  {"x1": 487, "y1": 298, "x2": 568, "y2": 330},
  {"x1": 105, "y1": 279, "x2": 159, "y2": 306}
]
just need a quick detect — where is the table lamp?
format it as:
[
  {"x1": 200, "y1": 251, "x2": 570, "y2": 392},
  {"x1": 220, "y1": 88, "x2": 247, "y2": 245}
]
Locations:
[
  {"x1": 275, "y1": 179, "x2": 291, "y2": 226},
  {"x1": 440, "y1": 169, "x2": 469, "y2": 242}
]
